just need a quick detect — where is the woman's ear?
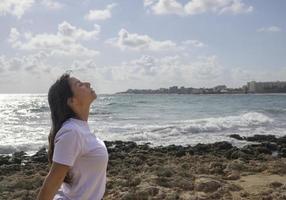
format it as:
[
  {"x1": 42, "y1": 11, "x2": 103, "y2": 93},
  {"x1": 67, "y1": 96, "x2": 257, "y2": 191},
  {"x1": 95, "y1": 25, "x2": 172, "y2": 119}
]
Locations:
[{"x1": 67, "y1": 97, "x2": 73, "y2": 108}]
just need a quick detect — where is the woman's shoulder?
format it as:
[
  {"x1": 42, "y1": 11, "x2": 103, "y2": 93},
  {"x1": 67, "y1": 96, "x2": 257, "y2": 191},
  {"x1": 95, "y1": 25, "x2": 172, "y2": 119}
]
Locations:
[{"x1": 55, "y1": 119, "x2": 81, "y2": 138}]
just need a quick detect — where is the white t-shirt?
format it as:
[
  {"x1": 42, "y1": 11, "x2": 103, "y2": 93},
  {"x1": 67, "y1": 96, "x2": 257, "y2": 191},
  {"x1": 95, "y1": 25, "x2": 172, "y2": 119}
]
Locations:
[{"x1": 52, "y1": 118, "x2": 108, "y2": 200}]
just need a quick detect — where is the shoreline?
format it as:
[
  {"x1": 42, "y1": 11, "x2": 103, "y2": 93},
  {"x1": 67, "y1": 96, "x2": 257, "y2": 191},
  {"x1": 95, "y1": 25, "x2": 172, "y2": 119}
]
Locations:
[{"x1": 1, "y1": 134, "x2": 286, "y2": 199}]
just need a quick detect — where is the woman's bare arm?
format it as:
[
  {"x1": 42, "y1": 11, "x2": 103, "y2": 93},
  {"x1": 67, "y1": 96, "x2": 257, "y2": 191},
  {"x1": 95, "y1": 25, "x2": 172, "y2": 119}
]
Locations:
[{"x1": 37, "y1": 162, "x2": 70, "y2": 200}]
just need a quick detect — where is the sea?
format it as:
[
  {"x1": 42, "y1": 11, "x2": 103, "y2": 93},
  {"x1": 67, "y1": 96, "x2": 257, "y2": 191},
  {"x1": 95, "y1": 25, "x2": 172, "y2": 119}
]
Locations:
[{"x1": 0, "y1": 93, "x2": 286, "y2": 155}]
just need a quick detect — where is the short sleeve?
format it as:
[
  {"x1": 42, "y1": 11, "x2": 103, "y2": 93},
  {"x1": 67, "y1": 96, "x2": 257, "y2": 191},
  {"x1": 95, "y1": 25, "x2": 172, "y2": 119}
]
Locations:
[{"x1": 52, "y1": 127, "x2": 83, "y2": 166}]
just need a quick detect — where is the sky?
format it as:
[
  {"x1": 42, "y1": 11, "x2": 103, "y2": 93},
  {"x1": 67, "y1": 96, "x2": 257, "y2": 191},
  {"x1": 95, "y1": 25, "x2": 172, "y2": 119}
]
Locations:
[{"x1": 0, "y1": 0, "x2": 285, "y2": 94}]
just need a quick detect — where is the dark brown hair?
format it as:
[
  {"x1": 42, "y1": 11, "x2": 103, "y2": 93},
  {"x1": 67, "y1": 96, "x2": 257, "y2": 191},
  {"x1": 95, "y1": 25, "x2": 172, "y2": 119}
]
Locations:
[{"x1": 47, "y1": 73, "x2": 77, "y2": 183}]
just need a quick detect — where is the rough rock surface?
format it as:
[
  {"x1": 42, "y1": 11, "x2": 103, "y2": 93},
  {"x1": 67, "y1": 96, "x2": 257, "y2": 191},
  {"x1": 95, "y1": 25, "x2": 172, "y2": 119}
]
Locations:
[{"x1": 1, "y1": 134, "x2": 286, "y2": 199}]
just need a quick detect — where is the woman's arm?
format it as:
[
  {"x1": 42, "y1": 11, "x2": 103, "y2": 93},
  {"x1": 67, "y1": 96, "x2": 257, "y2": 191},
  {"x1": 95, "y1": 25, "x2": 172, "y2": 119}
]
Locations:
[{"x1": 37, "y1": 162, "x2": 70, "y2": 200}]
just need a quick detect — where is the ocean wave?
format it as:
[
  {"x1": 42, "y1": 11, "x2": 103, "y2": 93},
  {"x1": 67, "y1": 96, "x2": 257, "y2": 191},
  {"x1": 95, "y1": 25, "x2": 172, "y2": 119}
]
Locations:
[
  {"x1": 149, "y1": 112, "x2": 273, "y2": 134},
  {"x1": 0, "y1": 143, "x2": 47, "y2": 155},
  {"x1": 263, "y1": 108, "x2": 286, "y2": 114},
  {"x1": 89, "y1": 111, "x2": 112, "y2": 115},
  {"x1": 30, "y1": 106, "x2": 50, "y2": 113}
]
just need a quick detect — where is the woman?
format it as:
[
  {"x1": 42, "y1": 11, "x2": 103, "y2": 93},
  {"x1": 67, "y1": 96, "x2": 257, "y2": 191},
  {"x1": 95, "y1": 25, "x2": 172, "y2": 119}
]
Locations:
[{"x1": 37, "y1": 73, "x2": 108, "y2": 200}]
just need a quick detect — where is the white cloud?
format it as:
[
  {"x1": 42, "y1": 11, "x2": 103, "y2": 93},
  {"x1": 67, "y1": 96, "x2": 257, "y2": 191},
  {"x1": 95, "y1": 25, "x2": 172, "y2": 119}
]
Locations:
[
  {"x1": 0, "y1": 52, "x2": 50, "y2": 74},
  {"x1": 0, "y1": 0, "x2": 34, "y2": 18},
  {"x1": 58, "y1": 21, "x2": 100, "y2": 40},
  {"x1": 8, "y1": 21, "x2": 100, "y2": 58},
  {"x1": 144, "y1": 0, "x2": 253, "y2": 16},
  {"x1": 69, "y1": 59, "x2": 96, "y2": 72},
  {"x1": 182, "y1": 40, "x2": 206, "y2": 48},
  {"x1": 0, "y1": 0, "x2": 63, "y2": 18},
  {"x1": 218, "y1": 0, "x2": 253, "y2": 14},
  {"x1": 40, "y1": 0, "x2": 63, "y2": 10},
  {"x1": 188, "y1": 56, "x2": 223, "y2": 80},
  {"x1": 94, "y1": 55, "x2": 226, "y2": 90},
  {"x1": 257, "y1": 26, "x2": 282, "y2": 33},
  {"x1": 151, "y1": 0, "x2": 184, "y2": 15},
  {"x1": 105, "y1": 28, "x2": 177, "y2": 51},
  {"x1": 84, "y1": 3, "x2": 117, "y2": 21}
]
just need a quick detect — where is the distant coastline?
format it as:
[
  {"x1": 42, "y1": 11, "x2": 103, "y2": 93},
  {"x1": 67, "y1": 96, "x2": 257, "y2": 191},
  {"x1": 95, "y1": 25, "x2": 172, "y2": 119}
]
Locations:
[{"x1": 117, "y1": 81, "x2": 286, "y2": 95}]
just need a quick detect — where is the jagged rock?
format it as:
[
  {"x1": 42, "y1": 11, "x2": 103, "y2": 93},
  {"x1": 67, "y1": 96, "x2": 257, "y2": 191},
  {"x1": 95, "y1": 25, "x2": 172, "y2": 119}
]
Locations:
[
  {"x1": 0, "y1": 164, "x2": 21, "y2": 175},
  {"x1": 245, "y1": 135, "x2": 277, "y2": 143},
  {"x1": 31, "y1": 147, "x2": 48, "y2": 163},
  {"x1": 194, "y1": 177, "x2": 223, "y2": 193},
  {"x1": 0, "y1": 155, "x2": 10, "y2": 166},
  {"x1": 277, "y1": 136, "x2": 286, "y2": 145},
  {"x1": 11, "y1": 151, "x2": 27, "y2": 164},
  {"x1": 269, "y1": 181, "x2": 283, "y2": 188},
  {"x1": 229, "y1": 134, "x2": 245, "y2": 140},
  {"x1": 225, "y1": 171, "x2": 240, "y2": 180}
]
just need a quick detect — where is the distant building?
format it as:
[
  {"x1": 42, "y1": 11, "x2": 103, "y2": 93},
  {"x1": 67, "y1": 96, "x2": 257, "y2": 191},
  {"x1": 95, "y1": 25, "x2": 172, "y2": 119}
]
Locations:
[
  {"x1": 247, "y1": 81, "x2": 286, "y2": 93},
  {"x1": 213, "y1": 85, "x2": 227, "y2": 93},
  {"x1": 169, "y1": 86, "x2": 178, "y2": 93}
]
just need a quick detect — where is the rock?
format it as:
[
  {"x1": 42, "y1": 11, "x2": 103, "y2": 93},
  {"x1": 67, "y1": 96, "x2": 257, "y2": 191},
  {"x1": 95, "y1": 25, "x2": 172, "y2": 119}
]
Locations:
[
  {"x1": 156, "y1": 177, "x2": 173, "y2": 188},
  {"x1": 157, "y1": 167, "x2": 174, "y2": 177},
  {"x1": 255, "y1": 146, "x2": 272, "y2": 155},
  {"x1": 11, "y1": 151, "x2": 27, "y2": 164},
  {"x1": 225, "y1": 183, "x2": 242, "y2": 191},
  {"x1": 0, "y1": 155, "x2": 10, "y2": 166},
  {"x1": 225, "y1": 159, "x2": 246, "y2": 171},
  {"x1": 0, "y1": 164, "x2": 21, "y2": 175},
  {"x1": 208, "y1": 162, "x2": 226, "y2": 174},
  {"x1": 245, "y1": 135, "x2": 277, "y2": 143},
  {"x1": 174, "y1": 178, "x2": 194, "y2": 190},
  {"x1": 262, "y1": 142, "x2": 278, "y2": 151},
  {"x1": 230, "y1": 150, "x2": 253, "y2": 160},
  {"x1": 138, "y1": 186, "x2": 159, "y2": 196},
  {"x1": 194, "y1": 177, "x2": 222, "y2": 193},
  {"x1": 277, "y1": 136, "x2": 286, "y2": 145},
  {"x1": 229, "y1": 134, "x2": 245, "y2": 140},
  {"x1": 193, "y1": 143, "x2": 210, "y2": 155},
  {"x1": 31, "y1": 147, "x2": 48, "y2": 163},
  {"x1": 269, "y1": 181, "x2": 283, "y2": 188},
  {"x1": 225, "y1": 171, "x2": 240, "y2": 180},
  {"x1": 213, "y1": 141, "x2": 233, "y2": 150}
]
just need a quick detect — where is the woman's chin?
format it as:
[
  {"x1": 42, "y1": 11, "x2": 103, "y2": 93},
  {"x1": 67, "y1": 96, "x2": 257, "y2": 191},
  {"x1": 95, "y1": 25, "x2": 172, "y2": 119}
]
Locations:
[{"x1": 92, "y1": 93, "x2": 97, "y2": 100}]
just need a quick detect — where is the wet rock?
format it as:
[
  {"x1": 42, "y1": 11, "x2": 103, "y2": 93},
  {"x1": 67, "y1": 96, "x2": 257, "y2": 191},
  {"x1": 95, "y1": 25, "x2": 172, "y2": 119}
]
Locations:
[
  {"x1": 193, "y1": 143, "x2": 210, "y2": 155},
  {"x1": 279, "y1": 148, "x2": 286, "y2": 157},
  {"x1": 0, "y1": 155, "x2": 10, "y2": 166},
  {"x1": 0, "y1": 164, "x2": 21, "y2": 175},
  {"x1": 230, "y1": 150, "x2": 253, "y2": 160},
  {"x1": 245, "y1": 134, "x2": 277, "y2": 143},
  {"x1": 255, "y1": 145, "x2": 272, "y2": 155},
  {"x1": 277, "y1": 136, "x2": 286, "y2": 145},
  {"x1": 31, "y1": 147, "x2": 48, "y2": 163},
  {"x1": 262, "y1": 142, "x2": 278, "y2": 151},
  {"x1": 212, "y1": 141, "x2": 233, "y2": 151},
  {"x1": 11, "y1": 151, "x2": 27, "y2": 164},
  {"x1": 229, "y1": 134, "x2": 245, "y2": 140}
]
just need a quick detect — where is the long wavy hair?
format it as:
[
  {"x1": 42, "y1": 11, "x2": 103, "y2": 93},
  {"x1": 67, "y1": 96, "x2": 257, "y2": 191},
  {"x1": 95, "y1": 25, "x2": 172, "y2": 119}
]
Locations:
[{"x1": 47, "y1": 73, "x2": 77, "y2": 183}]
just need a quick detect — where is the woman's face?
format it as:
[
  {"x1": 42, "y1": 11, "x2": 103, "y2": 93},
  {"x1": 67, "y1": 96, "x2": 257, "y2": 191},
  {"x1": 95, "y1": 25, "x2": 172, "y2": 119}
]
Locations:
[{"x1": 68, "y1": 77, "x2": 97, "y2": 107}]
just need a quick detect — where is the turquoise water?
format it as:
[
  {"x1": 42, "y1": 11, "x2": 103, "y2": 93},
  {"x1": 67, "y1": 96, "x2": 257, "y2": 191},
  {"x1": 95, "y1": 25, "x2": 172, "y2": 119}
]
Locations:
[{"x1": 0, "y1": 93, "x2": 286, "y2": 154}]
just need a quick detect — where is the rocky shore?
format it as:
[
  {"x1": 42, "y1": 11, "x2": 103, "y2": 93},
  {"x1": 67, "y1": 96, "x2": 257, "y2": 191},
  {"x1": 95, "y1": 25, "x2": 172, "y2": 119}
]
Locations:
[{"x1": 1, "y1": 134, "x2": 286, "y2": 200}]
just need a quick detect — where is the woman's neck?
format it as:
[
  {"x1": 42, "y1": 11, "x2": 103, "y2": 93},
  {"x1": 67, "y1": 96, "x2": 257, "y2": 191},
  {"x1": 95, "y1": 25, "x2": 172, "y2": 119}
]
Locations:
[{"x1": 74, "y1": 105, "x2": 90, "y2": 121}]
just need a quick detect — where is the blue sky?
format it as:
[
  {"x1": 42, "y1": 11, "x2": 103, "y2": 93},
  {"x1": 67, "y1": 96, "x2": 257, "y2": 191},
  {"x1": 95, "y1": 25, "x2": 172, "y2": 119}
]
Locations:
[{"x1": 0, "y1": 0, "x2": 285, "y2": 94}]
